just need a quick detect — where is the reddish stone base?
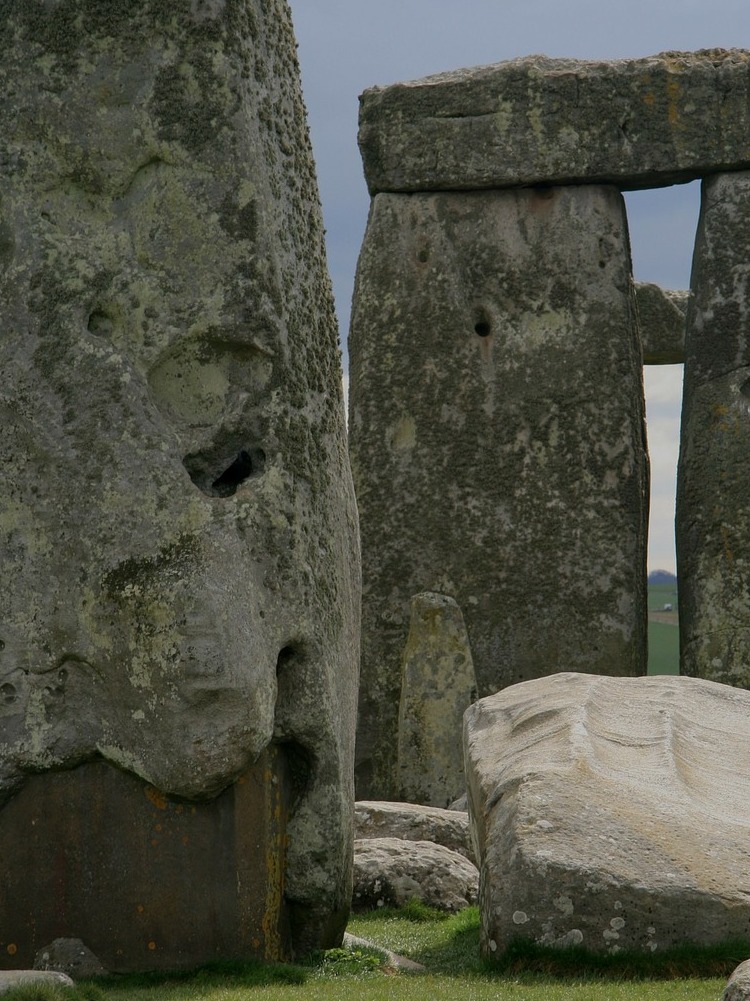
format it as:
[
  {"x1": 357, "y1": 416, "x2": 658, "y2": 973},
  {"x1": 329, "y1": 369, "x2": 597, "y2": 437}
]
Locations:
[{"x1": 0, "y1": 748, "x2": 291, "y2": 972}]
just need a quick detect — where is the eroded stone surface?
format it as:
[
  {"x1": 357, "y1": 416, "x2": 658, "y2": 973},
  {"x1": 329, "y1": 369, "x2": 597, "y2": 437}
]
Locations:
[
  {"x1": 354, "y1": 800, "x2": 474, "y2": 862},
  {"x1": 396, "y1": 593, "x2": 477, "y2": 807},
  {"x1": 349, "y1": 186, "x2": 648, "y2": 798},
  {"x1": 0, "y1": 971, "x2": 74, "y2": 995},
  {"x1": 0, "y1": 0, "x2": 359, "y2": 960},
  {"x1": 34, "y1": 938, "x2": 107, "y2": 979},
  {"x1": 359, "y1": 50, "x2": 750, "y2": 194},
  {"x1": 677, "y1": 171, "x2": 750, "y2": 687},
  {"x1": 635, "y1": 283, "x2": 688, "y2": 364},
  {"x1": 352, "y1": 838, "x2": 478, "y2": 913},
  {"x1": 725, "y1": 960, "x2": 750, "y2": 1001},
  {"x1": 465, "y1": 673, "x2": 750, "y2": 957}
]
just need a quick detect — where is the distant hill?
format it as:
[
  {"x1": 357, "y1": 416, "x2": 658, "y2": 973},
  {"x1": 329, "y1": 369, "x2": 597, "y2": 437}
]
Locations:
[{"x1": 648, "y1": 569, "x2": 677, "y2": 585}]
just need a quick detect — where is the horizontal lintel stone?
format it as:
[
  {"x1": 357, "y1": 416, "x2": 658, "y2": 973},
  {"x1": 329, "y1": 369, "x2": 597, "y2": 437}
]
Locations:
[{"x1": 359, "y1": 49, "x2": 750, "y2": 194}]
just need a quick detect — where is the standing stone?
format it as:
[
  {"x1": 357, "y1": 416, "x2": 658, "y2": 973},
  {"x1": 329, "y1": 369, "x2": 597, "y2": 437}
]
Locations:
[
  {"x1": 349, "y1": 185, "x2": 648, "y2": 798},
  {"x1": 396, "y1": 592, "x2": 477, "y2": 808},
  {"x1": 677, "y1": 171, "x2": 750, "y2": 686},
  {"x1": 0, "y1": 0, "x2": 359, "y2": 967}
]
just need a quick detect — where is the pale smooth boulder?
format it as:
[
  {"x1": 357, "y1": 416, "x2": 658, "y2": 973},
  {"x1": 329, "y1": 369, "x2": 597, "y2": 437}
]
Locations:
[
  {"x1": 349, "y1": 185, "x2": 648, "y2": 798},
  {"x1": 0, "y1": 971, "x2": 74, "y2": 995},
  {"x1": 359, "y1": 50, "x2": 750, "y2": 194},
  {"x1": 0, "y1": 0, "x2": 359, "y2": 963},
  {"x1": 396, "y1": 593, "x2": 477, "y2": 807},
  {"x1": 677, "y1": 171, "x2": 750, "y2": 686},
  {"x1": 465, "y1": 672, "x2": 750, "y2": 957}
]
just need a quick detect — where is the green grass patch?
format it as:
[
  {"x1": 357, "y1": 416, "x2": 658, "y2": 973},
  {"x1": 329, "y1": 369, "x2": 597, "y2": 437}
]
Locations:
[
  {"x1": 647, "y1": 583, "x2": 679, "y2": 613},
  {"x1": 495, "y1": 936, "x2": 749, "y2": 980},
  {"x1": 648, "y1": 620, "x2": 679, "y2": 675},
  {"x1": 2, "y1": 909, "x2": 732, "y2": 1001}
]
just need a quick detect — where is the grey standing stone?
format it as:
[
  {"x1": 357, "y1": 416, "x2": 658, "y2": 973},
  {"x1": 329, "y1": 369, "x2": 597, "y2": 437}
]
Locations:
[
  {"x1": 465, "y1": 672, "x2": 750, "y2": 958},
  {"x1": 634, "y1": 283, "x2": 688, "y2": 364},
  {"x1": 349, "y1": 185, "x2": 648, "y2": 798},
  {"x1": 359, "y1": 50, "x2": 750, "y2": 194},
  {"x1": 677, "y1": 171, "x2": 750, "y2": 686},
  {"x1": 396, "y1": 593, "x2": 477, "y2": 808},
  {"x1": 0, "y1": 0, "x2": 359, "y2": 963}
]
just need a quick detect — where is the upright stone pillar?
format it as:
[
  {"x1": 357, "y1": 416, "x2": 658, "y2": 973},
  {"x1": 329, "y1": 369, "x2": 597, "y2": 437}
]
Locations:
[
  {"x1": 677, "y1": 171, "x2": 750, "y2": 685},
  {"x1": 396, "y1": 592, "x2": 477, "y2": 808},
  {"x1": 349, "y1": 185, "x2": 648, "y2": 799},
  {"x1": 0, "y1": 0, "x2": 359, "y2": 967}
]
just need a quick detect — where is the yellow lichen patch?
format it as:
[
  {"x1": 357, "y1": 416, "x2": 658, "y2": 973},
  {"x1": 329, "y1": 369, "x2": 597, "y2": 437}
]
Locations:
[{"x1": 667, "y1": 78, "x2": 682, "y2": 126}]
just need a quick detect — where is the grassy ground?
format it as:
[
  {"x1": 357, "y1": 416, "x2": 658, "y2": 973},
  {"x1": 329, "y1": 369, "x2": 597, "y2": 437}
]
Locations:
[
  {"x1": 647, "y1": 582, "x2": 679, "y2": 676},
  {"x1": 4, "y1": 907, "x2": 730, "y2": 1001}
]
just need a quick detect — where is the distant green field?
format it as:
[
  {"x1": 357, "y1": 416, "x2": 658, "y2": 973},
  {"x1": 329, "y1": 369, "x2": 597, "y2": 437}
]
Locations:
[{"x1": 647, "y1": 582, "x2": 679, "y2": 676}]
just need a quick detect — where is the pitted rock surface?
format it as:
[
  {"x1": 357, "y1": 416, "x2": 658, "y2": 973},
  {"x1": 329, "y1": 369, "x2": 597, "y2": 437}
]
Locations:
[
  {"x1": 677, "y1": 170, "x2": 750, "y2": 687},
  {"x1": 349, "y1": 185, "x2": 647, "y2": 798},
  {"x1": 465, "y1": 672, "x2": 750, "y2": 957},
  {"x1": 355, "y1": 801, "x2": 475, "y2": 863},
  {"x1": 352, "y1": 838, "x2": 478, "y2": 913},
  {"x1": 359, "y1": 49, "x2": 750, "y2": 194},
  {"x1": 396, "y1": 593, "x2": 477, "y2": 807},
  {"x1": 634, "y1": 283, "x2": 688, "y2": 364},
  {"x1": 0, "y1": 0, "x2": 359, "y2": 959}
]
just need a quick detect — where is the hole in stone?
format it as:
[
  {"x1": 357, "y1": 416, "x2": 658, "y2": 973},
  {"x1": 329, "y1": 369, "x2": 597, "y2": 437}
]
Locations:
[
  {"x1": 475, "y1": 320, "x2": 491, "y2": 338},
  {"x1": 211, "y1": 450, "x2": 254, "y2": 496},
  {"x1": 277, "y1": 739, "x2": 313, "y2": 811},
  {"x1": 87, "y1": 310, "x2": 113, "y2": 337},
  {"x1": 1, "y1": 683, "x2": 16, "y2": 704},
  {"x1": 740, "y1": 379, "x2": 750, "y2": 400},
  {"x1": 184, "y1": 445, "x2": 265, "y2": 498}
]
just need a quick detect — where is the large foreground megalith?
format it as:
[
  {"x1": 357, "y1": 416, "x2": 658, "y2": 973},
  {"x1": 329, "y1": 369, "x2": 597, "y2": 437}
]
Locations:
[
  {"x1": 677, "y1": 171, "x2": 750, "y2": 685},
  {"x1": 349, "y1": 185, "x2": 648, "y2": 798},
  {"x1": 465, "y1": 673, "x2": 750, "y2": 957},
  {"x1": 0, "y1": 0, "x2": 359, "y2": 969}
]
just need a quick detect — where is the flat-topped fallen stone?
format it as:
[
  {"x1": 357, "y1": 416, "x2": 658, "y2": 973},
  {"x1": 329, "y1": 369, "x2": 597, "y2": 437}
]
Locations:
[
  {"x1": 354, "y1": 801, "x2": 474, "y2": 862},
  {"x1": 359, "y1": 49, "x2": 750, "y2": 194},
  {"x1": 465, "y1": 672, "x2": 750, "y2": 957}
]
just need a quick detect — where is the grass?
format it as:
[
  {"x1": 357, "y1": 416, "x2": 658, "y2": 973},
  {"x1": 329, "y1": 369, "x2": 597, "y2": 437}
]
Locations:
[
  {"x1": 1, "y1": 908, "x2": 731, "y2": 1001},
  {"x1": 647, "y1": 582, "x2": 679, "y2": 676}
]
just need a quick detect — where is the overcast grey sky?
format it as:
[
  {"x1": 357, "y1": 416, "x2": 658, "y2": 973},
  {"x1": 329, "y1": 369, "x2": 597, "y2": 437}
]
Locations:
[{"x1": 288, "y1": 0, "x2": 748, "y2": 574}]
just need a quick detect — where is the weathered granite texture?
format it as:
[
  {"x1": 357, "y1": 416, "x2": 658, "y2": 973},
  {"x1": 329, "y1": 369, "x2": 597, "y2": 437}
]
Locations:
[
  {"x1": 0, "y1": 0, "x2": 359, "y2": 962},
  {"x1": 677, "y1": 171, "x2": 750, "y2": 687},
  {"x1": 634, "y1": 282, "x2": 688, "y2": 364},
  {"x1": 354, "y1": 800, "x2": 475, "y2": 862},
  {"x1": 465, "y1": 673, "x2": 750, "y2": 957},
  {"x1": 359, "y1": 50, "x2": 750, "y2": 194},
  {"x1": 725, "y1": 960, "x2": 750, "y2": 1001},
  {"x1": 396, "y1": 593, "x2": 477, "y2": 807},
  {"x1": 349, "y1": 185, "x2": 648, "y2": 798},
  {"x1": 352, "y1": 838, "x2": 478, "y2": 913}
]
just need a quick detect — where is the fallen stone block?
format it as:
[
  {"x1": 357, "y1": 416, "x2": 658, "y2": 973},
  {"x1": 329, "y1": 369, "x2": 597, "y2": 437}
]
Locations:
[
  {"x1": 725, "y1": 959, "x2": 750, "y2": 1001},
  {"x1": 465, "y1": 672, "x2": 750, "y2": 957},
  {"x1": 34, "y1": 938, "x2": 107, "y2": 979},
  {"x1": 0, "y1": 970, "x2": 74, "y2": 995},
  {"x1": 352, "y1": 838, "x2": 478, "y2": 913},
  {"x1": 355, "y1": 800, "x2": 475, "y2": 862},
  {"x1": 359, "y1": 49, "x2": 750, "y2": 194}
]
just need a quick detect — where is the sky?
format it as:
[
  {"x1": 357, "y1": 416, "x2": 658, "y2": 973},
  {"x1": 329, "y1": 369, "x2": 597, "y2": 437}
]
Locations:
[{"x1": 287, "y1": 0, "x2": 749, "y2": 575}]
